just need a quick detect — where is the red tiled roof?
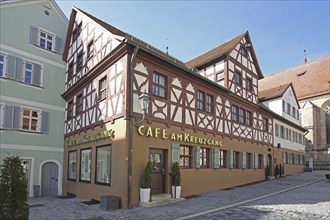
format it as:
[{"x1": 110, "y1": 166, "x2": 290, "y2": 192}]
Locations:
[
  {"x1": 259, "y1": 55, "x2": 330, "y2": 100},
  {"x1": 185, "y1": 32, "x2": 247, "y2": 69}
]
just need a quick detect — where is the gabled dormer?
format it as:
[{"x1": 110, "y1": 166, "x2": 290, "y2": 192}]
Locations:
[
  {"x1": 259, "y1": 83, "x2": 301, "y2": 125},
  {"x1": 185, "y1": 31, "x2": 263, "y2": 105}
]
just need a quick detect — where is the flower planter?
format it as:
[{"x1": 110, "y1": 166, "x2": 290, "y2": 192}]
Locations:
[
  {"x1": 140, "y1": 188, "x2": 150, "y2": 203},
  {"x1": 171, "y1": 186, "x2": 181, "y2": 199}
]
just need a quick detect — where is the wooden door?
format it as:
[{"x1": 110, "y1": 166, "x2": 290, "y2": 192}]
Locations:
[{"x1": 149, "y1": 149, "x2": 165, "y2": 195}]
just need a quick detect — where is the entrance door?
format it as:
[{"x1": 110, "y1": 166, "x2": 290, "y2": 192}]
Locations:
[
  {"x1": 22, "y1": 159, "x2": 31, "y2": 196},
  {"x1": 41, "y1": 162, "x2": 58, "y2": 196},
  {"x1": 149, "y1": 149, "x2": 166, "y2": 195},
  {"x1": 267, "y1": 154, "x2": 273, "y2": 176}
]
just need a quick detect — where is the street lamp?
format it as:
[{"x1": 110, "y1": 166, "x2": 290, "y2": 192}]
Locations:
[{"x1": 135, "y1": 90, "x2": 150, "y2": 126}]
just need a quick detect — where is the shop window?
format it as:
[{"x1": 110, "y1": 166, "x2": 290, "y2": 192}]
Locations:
[
  {"x1": 152, "y1": 72, "x2": 167, "y2": 99},
  {"x1": 179, "y1": 145, "x2": 192, "y2": 168},
  {"x1": 95, "y1": 145, "x2": 111, "y2": 185},
  {"x1": 231, "y1": 105, "x2": 238, "y2": 122},
  {"x1": 199, "y1": 147, "x2": 209, "y2": 168},
  {"x1": 80, "y1": 148, "x2": 91, "y2": 182},
  {"x1": 220, "y1": 150, "x2": 227, "y2": 168},
  {"x1": 76, "y1": 93, "x2": 83, "y2": 114},
  {"x1": 68, "y1": 151, "x2": 77, "y2": 180},
  {"x1": 98, "y1": 76, "x2": 107, "y2": 101},
  {"x1": 233, "y1": 151, "x2": 240, "y2": 169}
]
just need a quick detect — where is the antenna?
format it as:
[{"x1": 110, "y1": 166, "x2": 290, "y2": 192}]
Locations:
[
  {"x1": 166, "y1": 38, "x2": 169, "y2": 54},
  {"x1": 304, "y1": 47, "x2": 308, "y2": 63}
]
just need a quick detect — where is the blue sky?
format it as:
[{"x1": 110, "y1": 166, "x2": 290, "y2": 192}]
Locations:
[{"x1": 56, "y1": 0, "x2": 329, "y2": 76}]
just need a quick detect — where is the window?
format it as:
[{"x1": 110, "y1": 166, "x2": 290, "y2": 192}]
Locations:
[
  {"x1": 285, "y1": 128, "x2": 288, "y2": 140},
  {"x1": 233, "y1": 151, "x2": 240, "y2": 169},
  {"x1": 67, "y1": 100, "x2": 73, "y2": 119},
  {"x1": 296, "y1": 109, "x2": 299, "y2": 120},
  {"x1": 99, "y1": 76, "x2": 107, "y2": 101},
  {"x1": 87, "y1": 41, "x2": 94, "y2": 59},
  {"x1": 0, "y1": 53, "x2": 5, "y2": 77},
  {"x1": 280, "y1": 126, "x2": 285, "y2": 138},
  {"x1": 287, "y1": 103, "x2": 291, "y2": 115},
  {"x1": 275, "y1": 124, "x2": 279, "y2": 137},
  {"x1": 235, "y1": 70, "x2": 242, "y2": 85},
  {"x1": 24, "y1": 62, "x2": 33, "y2": 84},
  {"x1": 68, "y1": 62, "x2": 73, "y2": 81},
  {"x1": 263, "y1": 118, "x2": 269, "y2": 132},
  {"x1": 22, "y1": 108, "x2": 39, "y2": 132},
  {"x1": 96, "y1": 145, "x2": 111, "y2": 184},
  {"x1": 68, "y1": 151, "x2": 77, "y2": 180},
  {"x1": 241, "y1": 46, "x2": 247, "y2": 57},
  {"x1": 246, "y1": 78, "x2": 252, "y2": 91},
  {"x1": 292, "y1": 153, "x2": 295, "y2": 164},
  {"x1": 292, "y1": 106, "x2": 296, "y2": 118},
  {"x1": 80, "y1": 148, "x2": 91, "y2": 182},
  {"x1": 285, "y1": 152, "x2": 288, "y2": 164},
  {"x1": 258, "y1": 154, "x2": 263, "y2": 169},
  {"x1": 76, "y1": 94, "x2": 83, "y2": 114},
  {"x1": 231, "y1": 105, "x2": 238, "y2": 122},
  {"x1": 205, "y1": 94, "x2": 213, "y2": 113},
  {"x1": 216, "y1": 71, "x2": 224, "y2": 81},
  {"x1": 76, "y1": 52, "x2": 83, "y2": 73},
  {"x1": 180, "y1": 145, "x2": 192, "y2": 168},
  {"x1": 246, "y1": 111, "x2": 252, "y2": 126},
  {"x1": 246, "y1": 153, "x2": 252, "y2": 169},
  {"x1": 39, "y1": 30, "x2": 54, "y2": 51},
  {"x1": 220, "y1": 150, "x2": 227, "y2": 168},
  {"x1": 200, "y1": 147, "x2": 209, "y2": 168},
  {"x1": 282, "y1": 100, "x2": 286, "y2": 112},
  {"x1": 72, "y1": 22, "x2": 82, "y2": 43},
  {"x1": 288, "y1": 129, "x2": 292, "y2": 141},
  {"x1": 239, "y1": 108, "x2": 245, "y2": 124},
  {"x1": 197, "y1": 91, "x2": 205, "y2": 111},
  {"x1": 152, "y1": 72, "x2": 166, "y2": 98}
]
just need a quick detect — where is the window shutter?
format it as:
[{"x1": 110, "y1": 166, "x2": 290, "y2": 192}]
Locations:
[
  {"x1": 212, "y1": 147, "x2": 220, "y2": 169},
  {"x1": 4, "y1": 105, "x2": 14, "y2": 129},
  {"x1": 7, "y1": 55, "x2": 16, "y2": 80},
  {"x1": 13, "y1": 107, "x2": 21, "y2": 130},
  {"x1": 194, "y1": 146, "x2": 200, "y2": 169},
  {"x1": 41, "y1": 111, "x2": 50, "y2": 133},
  {"x1": 29, "y1": 26, "x2": 39, "y2": 45},
  {"x1": 171, "y1": 143, "x2": 180, "y2": 164},
  {"x1": 33, "y1": 64, "x2": 42, "y2": 86},
  {"x1": 229, "y1": 150, "x2": 233, "y2": 169},
  {"x1": 242, "y1": 152, "x2": 246, "y2": 169},
  {"x1": 15, "y1": 58, "x2": 24, "y2": 81},
  {"x1": 55, "y1": 36, "x2": 63, "y2": 54},
  {"x1": 263, "y1": 155, "x2": 267, "y2": 169}
]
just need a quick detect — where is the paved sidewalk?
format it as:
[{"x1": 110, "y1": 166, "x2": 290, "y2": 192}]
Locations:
[{"x1": 28, "y1": 170, "x2": 329, "y2": 220}]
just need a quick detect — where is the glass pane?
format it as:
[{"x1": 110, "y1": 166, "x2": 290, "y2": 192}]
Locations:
[
  {"x1": 40, "y1": 32, "x2": 46, "y2": 37},
  {"x1": 40, "y1": 39, "x2": 46, "y2": 48},
  {"x1": 26, "y1": 63, "x2": 32, "y2": 70},
  {"x1": 96, "y1": 146, "x2": 111, "y2": 184},
  {"x1": 159, "y1": 88, "x2": 165, "y2": 97},
  {"x1": 47, "y1": 35, "x2": 52, "y2": 40},
  {"x1": 23, "y1": 109, "x2": 30, "y2": 116},
  {"x1": 159, "y1": 76, "x2": 165, "y2": 86},
  {"x1": 0, "y1": 55, "x2": 4, "y2": 62},
  {"x1": 152, "y1": 85, "x2": 158, "y2": 95}
]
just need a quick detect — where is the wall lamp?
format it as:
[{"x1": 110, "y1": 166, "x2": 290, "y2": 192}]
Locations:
[{"x1": 135, "y1": 90, "x2": 150, "y2": 126}]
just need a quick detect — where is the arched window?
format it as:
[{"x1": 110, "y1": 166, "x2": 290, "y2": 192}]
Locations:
[{"x1": 326, "y1": 105, "x2": 330, "y2": 144}]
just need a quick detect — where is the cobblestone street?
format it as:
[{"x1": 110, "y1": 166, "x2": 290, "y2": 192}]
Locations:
[{"x1": 28, "y1": 171, "x2": 330, "y2": 220}]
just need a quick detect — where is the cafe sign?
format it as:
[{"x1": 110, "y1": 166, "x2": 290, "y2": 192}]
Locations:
[
  {"x1": 137, "y1": 125, "x2": 222, "y2": 147},
  {"x1": 66, "y1": 129, "x2": 115, "y2": 147}
]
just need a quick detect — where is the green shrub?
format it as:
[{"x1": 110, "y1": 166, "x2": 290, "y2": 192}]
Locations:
[
  {"x1": 140, "y1": 161, "x2": 152, "y2": 188},
  {"x1": 265, "y1": 165, "x2": 271, "y2": 178},
  {"x1": 171, "y1": 162, "x2": 181, "y2": 186},
  {"x1": 0, "y1": 155, "x2": 29, "y2": 220}
]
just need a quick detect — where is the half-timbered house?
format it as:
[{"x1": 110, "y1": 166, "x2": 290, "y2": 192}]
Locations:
[{"x1": 61, "y1": 7, "x2": 302, "y2": 208}]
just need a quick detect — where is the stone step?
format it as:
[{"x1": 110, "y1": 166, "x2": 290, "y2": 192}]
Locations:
[{"x1": 139, "y1": 194, "x2": 185, "y2": 208}]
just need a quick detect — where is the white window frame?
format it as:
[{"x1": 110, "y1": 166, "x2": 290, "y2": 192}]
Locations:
[
  {"x1": 39, "y1": 28, "x2": 55, "y2": 52},
  {"x1": 0, "y1": 103, "x2": 4, "y2": 129},
  {"x1": 22, "y1": 59, "x2": 43, "y2": 87},
  {"x1": 21, "y1": 107, "x2": 41, "y2": 132},
  {"x1": 0, "y1": 52, "x2": 7, "y2": 78},
  {"x1": 23, "y1": 61, "x2": 33, "y2": 84}
]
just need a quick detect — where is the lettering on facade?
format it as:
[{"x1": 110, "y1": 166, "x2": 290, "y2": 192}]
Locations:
[
  {"x1": 138, "y1": 126, "x2": 222, "y2": 147},
  {"x1": 66, "y1": 129, "x2": 115, "y2": 147}
]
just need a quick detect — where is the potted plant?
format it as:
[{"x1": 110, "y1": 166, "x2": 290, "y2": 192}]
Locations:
[
  {"x1": 274, "y1": 164, "x2": 280, "y2": 178},
  {"x1": 139, "y1": 161, "x2": 152, "y2": 203},
  {"x1": 265, "y1": 165, "x2": 271, "y2": 180},
  {"x1": 171, "y1": 162, "x2": 181, "y2": 199}
]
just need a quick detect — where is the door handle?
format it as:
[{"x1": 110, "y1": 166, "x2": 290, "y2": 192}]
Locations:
[{"x1": 162, "y1": 168, "x2": 165, "y2": 175}]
